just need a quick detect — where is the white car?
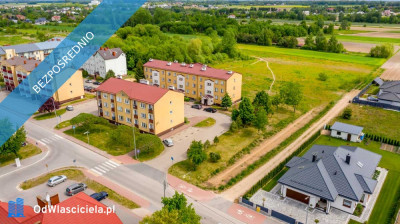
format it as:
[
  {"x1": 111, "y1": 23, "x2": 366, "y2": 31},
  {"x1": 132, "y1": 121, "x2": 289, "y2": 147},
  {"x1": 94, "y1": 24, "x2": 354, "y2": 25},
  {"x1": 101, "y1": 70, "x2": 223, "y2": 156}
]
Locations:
[
  {"x1": 163, "y1": 138, "x2": 174, "y2": 147},
  {"x1": 47, "y1": 175, "x2": 67, "y2": 187}
]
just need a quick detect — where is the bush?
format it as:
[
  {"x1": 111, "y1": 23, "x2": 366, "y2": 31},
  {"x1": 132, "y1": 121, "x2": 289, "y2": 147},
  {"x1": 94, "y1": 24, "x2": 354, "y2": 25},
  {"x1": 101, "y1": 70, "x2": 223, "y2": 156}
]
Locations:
[
  {"x1": 318, "y1": 73, "x2": 328, "y2": 81},
  {"x1": 342, "y1": 108, "x2": 352, "y2": 120},
  {"x1": 209, "y1": 152, "x2": 221, "y2": 163},
  {"x1": 230, "y1": 121, "x2": 238, "y2": 132},
  {"x1": 184, "y1": 97, "x2": 191, "y2": 102},
  {"x1": 353, "y1": 203, "x2": 364, "y2": 217},
  {"x1": 370, "y1": 44, "x2": 394, "y2": 58},
  {"x1": 213, "y1": 136, "x2": 219, "y2": 144}
]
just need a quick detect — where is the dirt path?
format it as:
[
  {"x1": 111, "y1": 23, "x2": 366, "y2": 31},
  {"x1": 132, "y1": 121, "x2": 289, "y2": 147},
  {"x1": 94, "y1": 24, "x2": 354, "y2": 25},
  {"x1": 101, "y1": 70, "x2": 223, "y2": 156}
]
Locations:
[
  {"x1": 220, "y1": 90, "x2": 360, "y2": 201},
  {"x1": 206, "y1": 106, "x2": 322, "y2": 187},
  {"x1": 256, "y1": 57, "x2": 276, "y2": 93},
  {"x1": 380, "y1": 51, "x2": 400, "y2": 81}
]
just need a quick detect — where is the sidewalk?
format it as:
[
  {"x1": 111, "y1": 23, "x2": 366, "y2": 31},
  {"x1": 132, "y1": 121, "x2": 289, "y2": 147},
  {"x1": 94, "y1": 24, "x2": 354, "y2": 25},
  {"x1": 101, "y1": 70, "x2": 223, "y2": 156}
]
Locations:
[{"x1": 167, "y1": 174, "x2": 215, "y2": 202}]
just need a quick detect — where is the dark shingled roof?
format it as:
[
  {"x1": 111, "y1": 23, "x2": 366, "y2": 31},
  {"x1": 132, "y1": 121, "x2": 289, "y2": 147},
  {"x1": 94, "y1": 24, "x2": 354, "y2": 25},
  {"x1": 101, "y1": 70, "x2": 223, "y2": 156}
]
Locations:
[
  {"x1": 95, "y1": 48, "x2": 124, "y2": 60},
  {"x1": 377, "y1": 81, "x2": 400, "y2": 103},
  {"x1": 279, "y1": 145, "x2": 381, "y2": 202}
]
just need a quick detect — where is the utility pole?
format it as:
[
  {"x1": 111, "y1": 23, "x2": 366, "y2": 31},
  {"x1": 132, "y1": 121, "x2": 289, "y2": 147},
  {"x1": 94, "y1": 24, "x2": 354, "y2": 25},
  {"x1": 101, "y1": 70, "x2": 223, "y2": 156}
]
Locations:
[{"x1": 132, "y1": 126, "x2": 137, "y2": 160}]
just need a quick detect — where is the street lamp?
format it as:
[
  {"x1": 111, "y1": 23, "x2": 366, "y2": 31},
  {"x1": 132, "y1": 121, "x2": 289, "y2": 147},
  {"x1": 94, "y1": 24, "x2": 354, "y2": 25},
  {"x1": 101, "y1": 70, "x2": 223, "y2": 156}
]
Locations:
[
  {"x1": 132, "y1": 126, "x2": 137, "y2": 160},
  {"x1": 84, "y1": 131, "x2": 90, "y2": 144}
]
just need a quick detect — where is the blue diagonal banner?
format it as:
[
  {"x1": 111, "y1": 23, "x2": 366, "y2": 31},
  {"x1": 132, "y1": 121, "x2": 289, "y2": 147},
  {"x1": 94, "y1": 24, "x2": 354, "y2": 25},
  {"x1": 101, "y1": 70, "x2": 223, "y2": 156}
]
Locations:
[{"x1": 0, "y1": 0, "x2": 146, "y2": 146}]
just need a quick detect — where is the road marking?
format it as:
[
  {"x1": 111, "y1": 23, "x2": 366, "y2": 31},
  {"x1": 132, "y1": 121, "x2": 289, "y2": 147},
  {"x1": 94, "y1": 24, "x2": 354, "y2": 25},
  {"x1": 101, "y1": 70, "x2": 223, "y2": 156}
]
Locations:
[
  {"x1": 54, "y1": 134, "x2": 63, "y2": 139},
  {"x1": 102, "y1": 162, "x2": 115, "y2": 169},
  {"x1": 94, "y1": 167, "x2": 106, "y2": 173},
  {"x1": 90, "y1": 168, "x2": 103, "y2": 176},
  {"x1": 50, "y1": 136, "x2": 58, "y2": 141},
  {"x1": 41, "y1": 138, "x2": 50, "y2": 143},
  {"x1": 107, "y1": 160, "x2": 120, "y2": 166},
  {"x1": 97, "y1": 165, "x2": 109, "y2": 171},
  {"x1": 104, "y1": 161, "x2": 117, "y2": 168},
  {"x1": 37, "y1": 140, "x2": 45, "y2": 145}
]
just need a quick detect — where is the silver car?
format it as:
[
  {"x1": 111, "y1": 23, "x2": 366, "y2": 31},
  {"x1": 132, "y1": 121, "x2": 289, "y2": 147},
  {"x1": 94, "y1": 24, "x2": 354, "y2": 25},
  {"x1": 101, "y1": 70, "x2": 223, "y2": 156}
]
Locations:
[
  {"x1": 47, "y1": 175, "x2": 67, "y2": 187},
  {"x1": 163, "y1": 138, "x2": 174, "y2": 147}
]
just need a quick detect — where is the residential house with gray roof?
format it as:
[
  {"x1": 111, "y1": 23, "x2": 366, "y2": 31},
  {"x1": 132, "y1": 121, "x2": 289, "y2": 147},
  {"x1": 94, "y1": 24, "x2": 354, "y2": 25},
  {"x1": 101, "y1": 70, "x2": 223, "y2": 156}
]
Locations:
[
  {"x1": 278, "y1": 145, "x2": 381, "y2": 214},
  {"x1": 377, "y1": 81, "x2": 400, "y2": 106},
  {"x1": 81, "y1": 47, "x2": 127, "y2": 79}
]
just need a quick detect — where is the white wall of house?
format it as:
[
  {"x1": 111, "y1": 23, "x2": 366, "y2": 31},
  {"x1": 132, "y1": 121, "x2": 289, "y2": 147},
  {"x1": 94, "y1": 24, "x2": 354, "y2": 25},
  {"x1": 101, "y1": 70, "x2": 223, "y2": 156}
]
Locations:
[
  {"x1": 177, "y1": 75, "x2": 185, "y2": 91},
  {"x1": 329, "y1": 195, "x2": 357, "y2": 214},
  {"x1": 204, "y1": 79, "x2": 214, "y2": 96},
  {"x1": 104, "y1": 54, "x2": 127, "y2": 77},
  {"x1": 331, "y1": 130, "x2": 359, "y2": 142},
  {"x1": 152, "y1": 70, "x2": 160, "y2": 85},
  {"x1": 82, "y1": 52, "x2": 127, "y2": 78}
]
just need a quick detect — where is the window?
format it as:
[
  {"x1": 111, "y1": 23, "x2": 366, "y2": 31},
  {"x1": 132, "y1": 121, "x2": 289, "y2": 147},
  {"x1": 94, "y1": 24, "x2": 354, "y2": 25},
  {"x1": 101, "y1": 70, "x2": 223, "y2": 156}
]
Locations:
[
  {"x1": 168, "y1": 79, "x2": 171, "y2": 83},
  {"x1": 145, "y1": 68, "x2": 147, "y2": 72},
  {"x1": 200, "y1": 92, "x2": 202, "y2": 96},
  {"x1": 170, "y1": 119, "x2": 173, "y2": 123},
  {"x1": 207, "y1": 90, "x2": 212, "y2": 94},
  {"x1": 126, "y1": 118, "x2": 132, "y2": 123},
  {"x1": 207, "y1": 82, "x2": 212, "y2": 86},
  {"x1": 149, "y1": 105, "x2": 153, "y2": 110},
  {"x1": 162, "y1": 78, "x2": 165, "y2": 81},
  {"x1": 179, "y1": 85, "x2": 183, "y2": 89},
  {"x1": 192, "y1": 91, "x2": 196, "y2": 95},
  {"x1": 173, "y1": 80, "x2": 176, "y2": 84},
  {"x1": 170, "y1": 110, "x2": 173, "y2": 114},
  {"x1": 215, "y1": 80, "x2": 218, "y2": 84},
  {"x1": 168, "y1": 72, "x2": 171, "y2": 76},
  {"x1": 215, "y1": 88, "x2": 218, "y2": 92},
  {"x1": 221, "y1": 81, "x2": 224, "y2": 85},
  {"x1": 111, "y1": 103, "x2": 114, "y2": 108},
  {"x1": 193, "y1": 84, "x2": 196, "y2": 88},
  {"x1": 105, "y1": 111, "x2": 109, "y2": 116},
  {"x1": 337, "y1": 131, "x2": 342, "y2": 135},
  {"x1": 150, "y1": 69, "x2": 152, "y2": 72},
  {"x1": 134, "y1": 119, "x2": 138, "y2": 125},
  {"x1": 186, "y1": 82, "x2": 189, "y2": 86},
  {"x1": 170, "y1": 101, "x2": 172, "y2": 105},
  {"x1": 162, "y1": 85, "x2": 165, "y2": 88},
  {"x1": 125, "y1": 109, "x2": 131, "y2": 114},
  {"x1": 124, "y1": 99, "x2": 129, "y2": 104},
  {"x1": 110, "y1": 95, "x2": 114, "y2": 100},
  {"x1": 153, "y1": 73, "x2": 158, "y2": 77},
  {"x1": 117, "y1": 106, "x2": 122, "y2": 111},
  {"x1": 200, "y1": 85, "x2": 202, "y2": 89},
  {"x1": 173, "y1": 73, "x2": 176, "y2": 77},
  {"x1": 134, "y1": 110, "x2": 137, "y2": 115},
  {"x1": 221, "y1": 89, "x2": 224, "y2": 93},
  {"x1": 192, "y1": 76, "x2": 195, "y2": 81},
  {"x1": 141, "y1": 113, "x2": 146, "y2": 119},
  {"x1": 118, "y1": 115, "x2": 124, "y2": 120},
  {"x1": 343, "y1": 199, "x2": 352, "y2": 208},
  {"x1": 215, "y1": 96, "x2": 218, "y2": 100},
  {"x1": 200, "y1": 78, "x2": 202, "y2": 81},
  {"x1": 149, "y1": 114, "x2": 154, "y2": 120},
  {"x1": 104, "y1": 102, "x2": 108, "y2": 108},
  {"x1": 103, "y1": 93, "x2": 108, "y2": 98},
  {"x1": 234, "y1": 79, "x2": 236, "y2": 83},
  {"x1": 233, "y1": 86, "x2": 236, "y2": 90},
  {"x1": 140, "y1": 103, "x2": 146, "y2": 109},
  {"x1": 186, "y1": 75, "x2": 189, "y2": 78},
  {"x1": 149, "y1": 124, "x2": 154, "y2": 129},
  {"x1": 141, "y1": 122, "x2": 147, "y2": 128},
  {"x1": 179, "y1": 78, "x2": 183, "y2": 81},
  {"x1": 186, "y1": 90, "x2": 189, "y2": 93}
]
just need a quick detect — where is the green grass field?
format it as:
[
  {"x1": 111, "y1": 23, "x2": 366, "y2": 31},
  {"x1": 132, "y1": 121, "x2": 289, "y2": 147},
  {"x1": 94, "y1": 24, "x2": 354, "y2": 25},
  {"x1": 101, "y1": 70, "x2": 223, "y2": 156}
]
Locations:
[
  {"x1": 194, "y1": 117, "x2": 216, "y2": 128},
  {"x1": 333, "y1": 104, "x2": 400, "y2": 140},
  {"x1": 33, "y1": 108, "x2": 67, "y2": 120},
  {"x1": 336, "y1": 35, "x2": 400, "y2": 45}
]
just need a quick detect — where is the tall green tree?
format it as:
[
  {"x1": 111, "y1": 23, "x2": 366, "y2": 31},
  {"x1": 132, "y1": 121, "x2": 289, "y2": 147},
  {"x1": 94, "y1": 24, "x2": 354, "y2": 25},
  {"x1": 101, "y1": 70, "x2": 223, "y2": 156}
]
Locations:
[
  {"x1": 315, "y1": 32, "x2": 327, "y2": 51},
  {"x1": 252, "y1": 90, "x2": 271, "y2": 114},
  {"x1": 187, "y1": 140, "x2": 206, "y2": 169},
  {"x1": 0, "y1": 126, "x2": 26, "y2": 157},
  {"x1": 221, "y1": 94, "x2": 232, "y2": 109},
  {"x1": 328, "y1": 35, "x2": 345, "y2": 53},
  {"x1": 238, "y1": 97, "x2": 255, "y2": 125},
  {"x1": 221, "y1": 30, "x2": 237, "y2": 57},
  {"x1": 279, "y1": 82, "x2": 303, "y2": 113},
  {"x1": 104, "y1": 70, "x2": 115, "y2": 81},
  {"x1": 134, "y1": 59, "x2": 145, "y2": 81},
  {"x1": 253, "y1": 108, "x2": 268, "y2": 133}
]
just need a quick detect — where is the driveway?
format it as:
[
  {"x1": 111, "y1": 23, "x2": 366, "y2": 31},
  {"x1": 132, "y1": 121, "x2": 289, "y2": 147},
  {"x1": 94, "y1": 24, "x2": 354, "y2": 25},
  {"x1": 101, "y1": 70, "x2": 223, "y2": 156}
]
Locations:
[{"x1": 145, "y1": 103, "x2": 231, "y2": 172}]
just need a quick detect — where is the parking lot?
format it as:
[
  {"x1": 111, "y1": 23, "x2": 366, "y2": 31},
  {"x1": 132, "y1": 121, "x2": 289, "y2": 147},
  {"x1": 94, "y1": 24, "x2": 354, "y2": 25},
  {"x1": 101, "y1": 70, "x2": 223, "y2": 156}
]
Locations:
[{"x1": 19, "y1": 177, "x2": 141, "y2": 223}]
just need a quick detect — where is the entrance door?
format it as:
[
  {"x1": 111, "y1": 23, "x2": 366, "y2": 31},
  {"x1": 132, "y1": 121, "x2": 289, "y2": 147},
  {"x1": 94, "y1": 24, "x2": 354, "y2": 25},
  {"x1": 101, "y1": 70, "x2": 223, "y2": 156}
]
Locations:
[
  {"x1": 286, "y1": 188, "x2": 310, "y2": 204},
  {"x1": 204, "y1": 99, "x2": 208, "y2": 105},
  {"x1": 347, "y1": 134, "x2": 351, "y2": 141}
]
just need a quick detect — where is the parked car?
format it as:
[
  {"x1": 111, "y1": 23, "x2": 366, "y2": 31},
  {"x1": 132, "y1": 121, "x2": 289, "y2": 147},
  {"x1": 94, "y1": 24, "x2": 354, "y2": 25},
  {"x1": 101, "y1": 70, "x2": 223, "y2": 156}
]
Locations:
[
  {"x1": 85, "y1": 79, "x2": 93, "y2": 83},
  {"x1": 203, "y1": 108, "x2": 217, "y2": 113},
  {"x1": 90, "y1": 191, "x2": 108, "y2": 201},
  {"x1": 66, "y1": 105, "x2": 74, "y2": 111},
  {"x1": 89, "y1": 87, "x2": 96, "y2": 93},
  {"x1": 47, "y1": 175, "x2": 67, "y2": 187},
  {"x1": 84, "y1": 86, "x2": 90, "y2": 91},
  {"x1": 191, "y1": 104, "x2": 202, "y2": 110},
  {"x1": 86, "y1": 86, "x2": 93, "y2": 92},
  {"x1": 93, "y1": 81, "x2": 101, "y2": 85},
  {"x1": 163, "y1": 138, "x2": 174, "y2": 147},
  {"x1": 66, "y1": 183, "x2": 87, "y2": 196}
]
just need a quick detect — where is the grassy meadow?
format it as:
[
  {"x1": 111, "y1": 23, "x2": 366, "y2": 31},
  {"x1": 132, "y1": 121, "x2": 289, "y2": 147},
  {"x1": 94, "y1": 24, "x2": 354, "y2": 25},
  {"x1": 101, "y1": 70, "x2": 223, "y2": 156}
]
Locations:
[{"x1": 335, "y1": 35, "x2": 400, "y2": 45}]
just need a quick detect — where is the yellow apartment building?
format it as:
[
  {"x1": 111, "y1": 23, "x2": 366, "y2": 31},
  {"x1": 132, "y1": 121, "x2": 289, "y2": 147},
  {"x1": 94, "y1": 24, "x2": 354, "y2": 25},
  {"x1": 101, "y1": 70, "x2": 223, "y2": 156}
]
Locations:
[
  {"x1": 2, "y1": 56, "x2": 84, "y2": 103},
  {"x1": 143, "y1": 59, "x2": 242, "y2": 105},
  {"x1": 96, "y1": 78, "x2": 184, "y2": 135}
]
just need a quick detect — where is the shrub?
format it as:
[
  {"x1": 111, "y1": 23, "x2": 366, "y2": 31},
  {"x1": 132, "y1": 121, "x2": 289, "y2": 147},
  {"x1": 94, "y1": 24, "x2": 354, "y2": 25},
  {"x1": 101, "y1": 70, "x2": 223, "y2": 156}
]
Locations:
[
  {"x1": 209, "y1": 152, "x2": 221, "y2": 163},
  {"x1": 318, "y1": 73, "x2": 328, "y2": 81},
  {"x1": 370, "y1": 44, "x2": 394, "y2": 58},
  {"x1": 204, "y1": 140, "x2": 211, "y2": 149},
  {"x1": 230, "y1": 121, "x2": 238, "y2": 132},
  {"x1": 342, "y1": 108, "x2": 352, "y2": 120},
  {"x1": 213, "y1": 136, "x2": 219, "y2": 144},
  {"x1": 353, "y1": 203, "x2": 364, "y2": 217},
  {"x1": 184, "y1": 97, "x2": 190, "y2": 102}
]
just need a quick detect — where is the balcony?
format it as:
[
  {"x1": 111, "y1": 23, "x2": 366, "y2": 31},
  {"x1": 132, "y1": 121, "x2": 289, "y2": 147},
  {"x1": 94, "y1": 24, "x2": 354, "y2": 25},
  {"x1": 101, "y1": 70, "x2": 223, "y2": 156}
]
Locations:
[
  {"x1": 8, "y1": 77, "x2": 13, "y2": 80},
  {"x1": 17, "y1": 74, "x2": 22, "y2": 78},
  {"x1": 100, "y1": 112, "x2": 103, "y2": 116},
  {"x1": 2, "y1": 68, "x2": 6, "y2": 72},
  {"x1": 135, "y1": 124, "x2": 139, "y2": 128},
  {"x1": 111, "y1": 99, "x2": 114, "y2": 103},
  {"x1": 98, "y1": 103, "x2": 102, "y2": 108},
  {"x1": 7, "y1": 70, "x2": 12, "y2": 74},
  {"x1": 148, "y1": 108, "x2": 153, "y2": 113},
  {"x1": 134, "y1": 114, "x2": 138, "y2": 119},
  {"x1": 112, "y1": 116, "x2": 116, "y2": 120},
  {"x1": 149, "y1": 119, "x2": 154, "y2": 124},
  {"x1": 133, "y1": 104, "x2": 137, "y2": 109},
  {"x1": 111, "y1": 107, "x2": 115, "y2": 112},
  {"x1": 97, "y1": 95, "x2": 101, "y2": 99},
  {"x1": 149, "y1": 129, "x2": 154, "y2": 133}
]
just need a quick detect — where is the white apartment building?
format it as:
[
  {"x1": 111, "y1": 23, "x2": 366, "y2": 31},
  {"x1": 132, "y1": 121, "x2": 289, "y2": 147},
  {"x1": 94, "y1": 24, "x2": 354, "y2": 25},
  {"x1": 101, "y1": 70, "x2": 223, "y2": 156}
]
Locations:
[{"x1": 81, "y1": 47, "x2": 127, "y2": 79}]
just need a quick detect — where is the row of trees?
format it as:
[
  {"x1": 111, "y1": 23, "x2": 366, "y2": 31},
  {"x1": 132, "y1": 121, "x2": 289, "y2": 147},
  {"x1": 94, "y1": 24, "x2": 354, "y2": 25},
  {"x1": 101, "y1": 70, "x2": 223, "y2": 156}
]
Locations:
[
  {"x1": 186, "y1": 137, "x2": 221, "y2": 170},
  {"x1": 303, "y1": 33, "x2": 345, "y2": 53},
  {"x1": 231, "y1": 82, "x2": 303, "y2": 132}
]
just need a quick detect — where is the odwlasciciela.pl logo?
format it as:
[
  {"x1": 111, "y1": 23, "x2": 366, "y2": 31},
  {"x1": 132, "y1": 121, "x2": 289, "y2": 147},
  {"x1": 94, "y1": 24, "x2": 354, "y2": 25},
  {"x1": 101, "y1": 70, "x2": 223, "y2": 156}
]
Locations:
[{"x1": 8, "y1": 198, "x2": 25, "y2": 218}]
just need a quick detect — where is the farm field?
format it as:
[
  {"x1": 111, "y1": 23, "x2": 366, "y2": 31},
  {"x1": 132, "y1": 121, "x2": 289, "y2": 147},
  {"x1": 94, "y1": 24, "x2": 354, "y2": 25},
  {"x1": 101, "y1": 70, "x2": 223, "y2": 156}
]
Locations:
[
  {"x1": 335, "y1": 34, "x2": 400, "y2": 45},
  {"x1": 332, "y1": 104, "x2": 400, "y2": 140},
  {"x1": 0, "y1": 27, "x2": 69, "y2": 45}
]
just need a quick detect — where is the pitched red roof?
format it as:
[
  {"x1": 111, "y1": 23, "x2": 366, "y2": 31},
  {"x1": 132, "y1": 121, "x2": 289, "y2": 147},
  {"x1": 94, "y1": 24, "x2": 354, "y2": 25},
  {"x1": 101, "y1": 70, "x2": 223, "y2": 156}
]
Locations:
[
  {"x1": 41, "y1": 192, "x2": 122, "y2": 224},
  {"x1": 0, "y1": 193, "x2": 122, "y2": 224},
  {"x1": 96, "y1": 78, "x2": 169, "y2": 104},
  {"x1": 144, "y1": 59, "x2": 235, "y2": 80}
]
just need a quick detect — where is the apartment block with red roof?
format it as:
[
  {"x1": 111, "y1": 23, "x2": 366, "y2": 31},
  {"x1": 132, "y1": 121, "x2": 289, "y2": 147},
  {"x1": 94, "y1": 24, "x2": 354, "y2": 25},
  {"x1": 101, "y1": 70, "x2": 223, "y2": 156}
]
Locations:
[
  {"x1": 143, "y1": 59, "x2": 242, "y2": 105},
  {"x1": 96, "y1": 78, "x2": 184, "y2": 135}
]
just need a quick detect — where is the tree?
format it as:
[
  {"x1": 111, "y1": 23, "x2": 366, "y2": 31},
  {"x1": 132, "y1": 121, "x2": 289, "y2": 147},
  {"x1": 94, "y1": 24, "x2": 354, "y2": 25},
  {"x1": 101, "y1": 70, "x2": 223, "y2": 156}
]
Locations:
[
  {"x1": 128, "y1": 8, "x2": 152, "y2": 26},
  {"x1": 253, "y1": 90, "x2": 271, "y2": 114},
  {"x1": 303, "y1": 35, "x2": 315, "y2": 50},
  {"x1": 271, "y1": 95, "x2": 282, "y2": 109},
  {"x1": 204, "y1": 140, "x2": 211, "y2": 149},
  {"x1": 0, "y1": 126, "x2": 26, "y2": 157},
  {"x1": 340, "y1": 20, "x2": 351, "y2": 30},
  {"x1": 315, "y1": 32, "x2": 327, "y2": 51},
  {"x1": 187, "y1": 140, "x2": 206, "y2": 169},
  {"x1": 209, "y1": 152, "x2": 221, "y2": 163},
  {"x1": 342, "y1": 108, "x2": 352, "y2": 120},
  {"x1": 327, "y1": 35, "x2": 345, "y2": 53},
  {"x1": 221, "y1": 94, "x2": 232, "y2": 109},
  {"x1": 253, "y1": 108, "x2": 268, "y2": 133},
  {"x1": 238, "y1": 97, "x2": 255, "y2": 125},
  {"x1": 231, "y1": 109, "x2": 239, "y2": 121},
  {"x1": 370, "y1": 44, "x2": 394, "y2": 58},
  {"x1": 221, "y1": 30, "x2": 237, "y2": 57},
  {"x1": 230, "y1": 120, "x2": 238, "y2": 132},
  {"x1": 38, "y1": 97, "x2": 60, "y2": 113},
  {"x1": 280, "y1": 82, "x2": 303, "y2": 113},
  {"x1": 105, "y1": 70, "x2": 115, "y2": 81},
  {"x1": 134, "y1": 59, "x2": 144, "y2": 81},
  {"x1": 141, "y1": 192, "x2": 200, "y2": 224}
]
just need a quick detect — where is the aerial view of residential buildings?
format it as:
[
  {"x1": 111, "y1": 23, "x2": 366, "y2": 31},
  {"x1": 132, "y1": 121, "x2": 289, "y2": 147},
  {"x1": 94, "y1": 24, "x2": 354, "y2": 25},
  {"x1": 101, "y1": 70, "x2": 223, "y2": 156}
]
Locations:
[{"x1": 0, "y1": 1, "x2": 399, "y2": 224}]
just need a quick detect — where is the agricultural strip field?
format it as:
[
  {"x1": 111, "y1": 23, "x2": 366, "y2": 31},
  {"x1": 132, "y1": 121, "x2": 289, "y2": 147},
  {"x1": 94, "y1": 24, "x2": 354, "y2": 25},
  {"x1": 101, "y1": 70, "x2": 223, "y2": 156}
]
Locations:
[{"x1": 335, "y1": 35, "x2": 400, "y2": 45}]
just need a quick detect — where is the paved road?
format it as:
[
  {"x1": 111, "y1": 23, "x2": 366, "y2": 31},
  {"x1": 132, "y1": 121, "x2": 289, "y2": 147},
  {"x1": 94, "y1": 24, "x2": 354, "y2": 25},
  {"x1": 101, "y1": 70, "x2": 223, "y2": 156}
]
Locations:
[{"x1": 145, "y1": 104, "x2": 231, "y2": 172}]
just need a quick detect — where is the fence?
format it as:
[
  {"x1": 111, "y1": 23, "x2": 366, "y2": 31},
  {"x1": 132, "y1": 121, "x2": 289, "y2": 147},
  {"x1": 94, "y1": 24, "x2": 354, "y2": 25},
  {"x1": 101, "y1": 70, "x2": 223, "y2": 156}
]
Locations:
[
  {"x1": 352, "y1": 97, "x2": 400, "y2": 111},
  {"x1": 239, "y1": 197, "x2": 304, "y2": 224}
]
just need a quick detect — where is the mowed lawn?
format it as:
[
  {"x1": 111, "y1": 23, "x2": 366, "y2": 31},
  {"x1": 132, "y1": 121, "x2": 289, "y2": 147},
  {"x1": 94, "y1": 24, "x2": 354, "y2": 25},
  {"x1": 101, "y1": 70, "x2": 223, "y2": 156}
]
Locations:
[
  {"x1": 336, "y1": 35, "x2": 400, "y2": 45},
  {"x1": 333, "y1": 104, "x2": 400, "y2": 140},
  {"x1": 314, "y1": 136, "x2": 400, "y2": 224},
  {"x1": 213, "y1": 45, "x2": 380, "y2": 112}
]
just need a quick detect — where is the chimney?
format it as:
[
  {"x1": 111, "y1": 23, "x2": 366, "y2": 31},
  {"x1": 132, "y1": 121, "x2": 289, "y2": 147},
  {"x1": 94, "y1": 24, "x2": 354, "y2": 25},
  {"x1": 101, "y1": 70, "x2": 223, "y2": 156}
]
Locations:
[
  {"x1": 112, "y1": 51, "x2": 116, "y2": 56},
  {"x1": 35, "y1": 63, "x2": 38, "y2": 67},
  {"x1": 100, "y1": 47, "x2": 103, "y2": 50},
  {"x1": 24, "y1": 60, "x2": 26, "y2": 64},
  {"x1": 312, "y1": 153, "x2": 317, "y2": 162},
  {"x1": 345, "y1": 154, "x2": 351, "y2": 164}
]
